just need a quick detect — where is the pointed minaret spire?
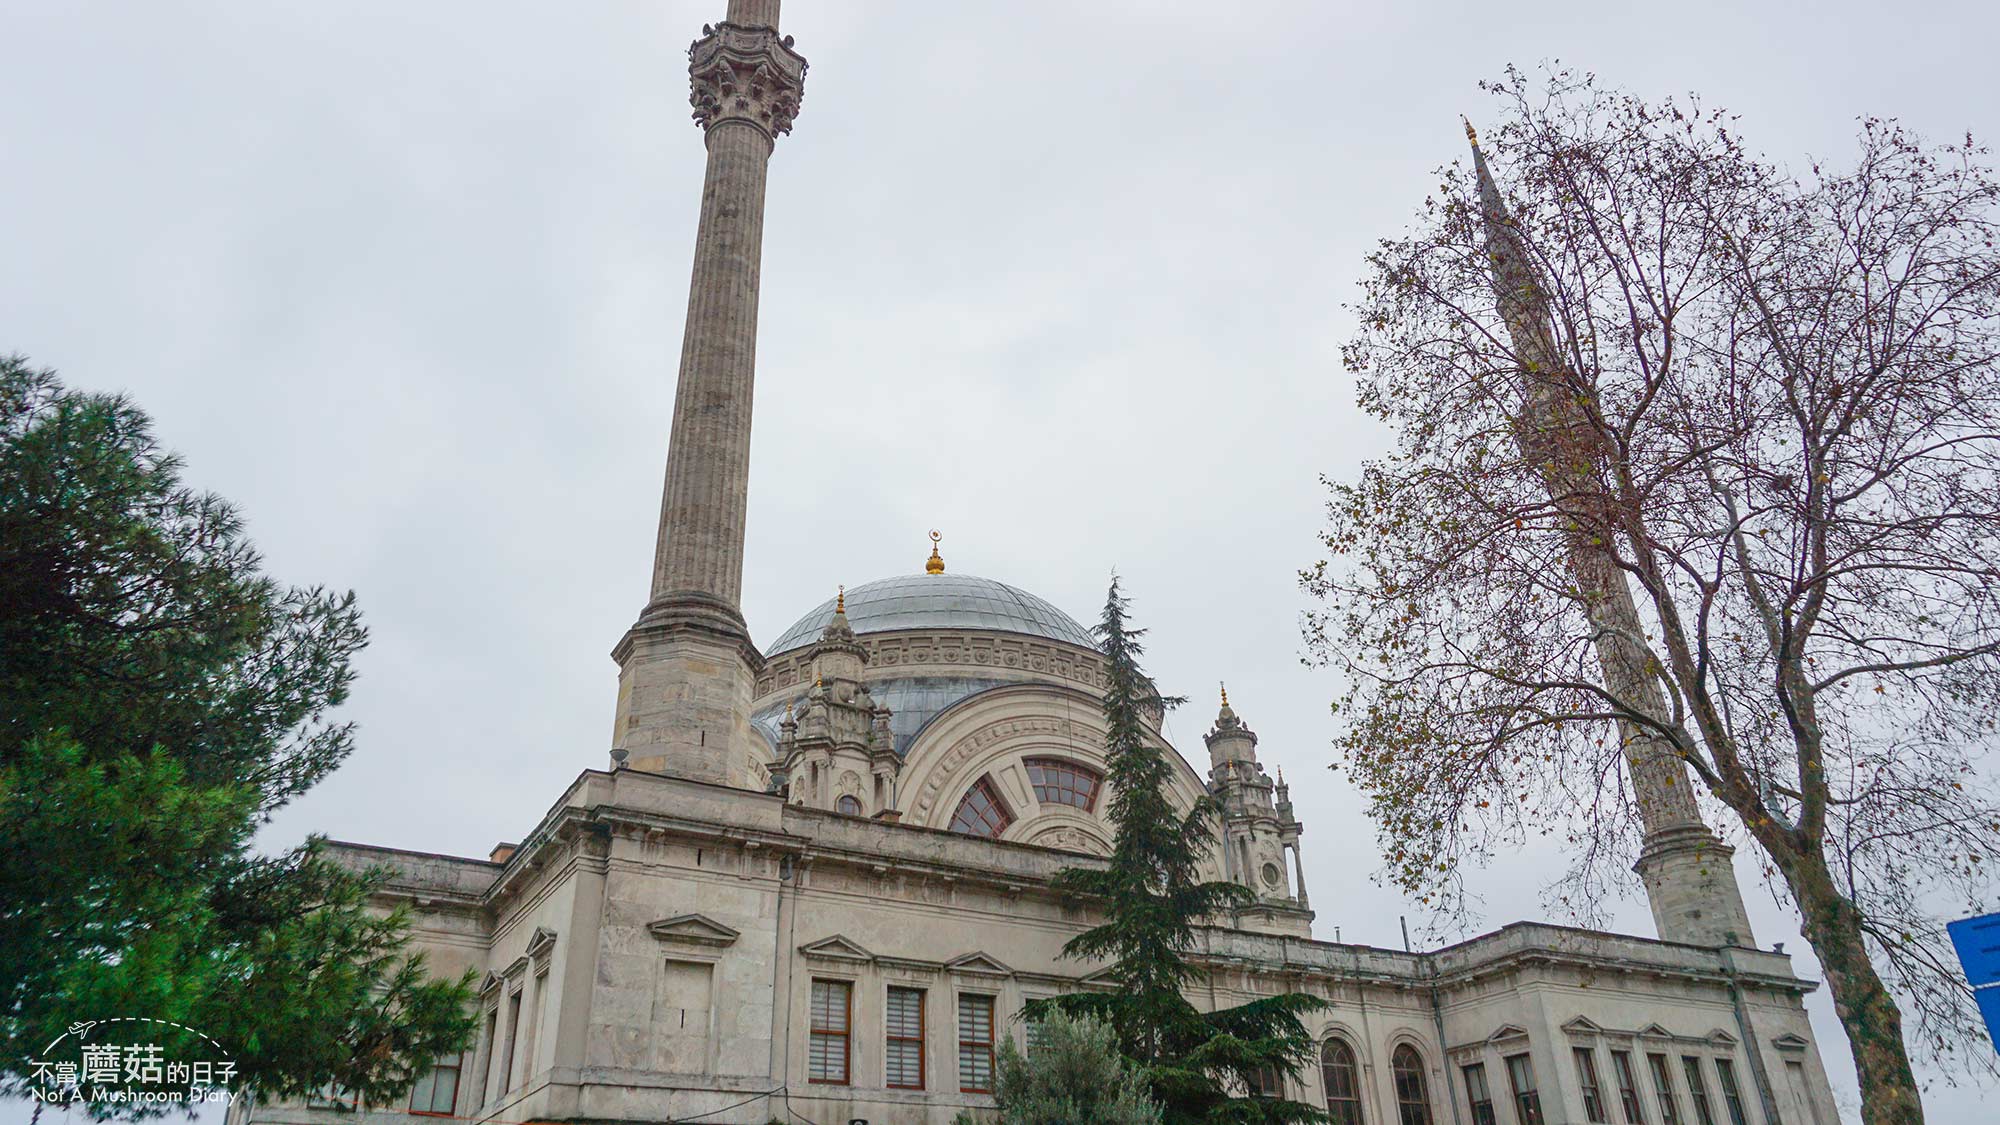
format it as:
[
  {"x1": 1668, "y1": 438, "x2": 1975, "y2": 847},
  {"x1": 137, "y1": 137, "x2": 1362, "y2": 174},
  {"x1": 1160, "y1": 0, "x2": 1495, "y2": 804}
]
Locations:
[
  {"x1": 1464, "y1": 122, "x2": 1752, "y2": 947},
  {"x1": 609, "y1": 1, "x2": 807, "y2": 787}
]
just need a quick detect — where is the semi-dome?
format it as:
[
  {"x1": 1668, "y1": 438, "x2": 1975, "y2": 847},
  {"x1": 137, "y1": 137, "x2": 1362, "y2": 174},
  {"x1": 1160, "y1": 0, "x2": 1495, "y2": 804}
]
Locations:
[{"x1": 766, "y1": 573, "x2": 1096, "y2": 657}]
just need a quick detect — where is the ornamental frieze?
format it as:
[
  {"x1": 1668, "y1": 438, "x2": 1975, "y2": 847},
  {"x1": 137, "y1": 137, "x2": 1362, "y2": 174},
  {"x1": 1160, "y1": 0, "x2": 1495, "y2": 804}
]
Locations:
[{"x1": 753, "y1": 632, "x2": 1105, "y2": 697}]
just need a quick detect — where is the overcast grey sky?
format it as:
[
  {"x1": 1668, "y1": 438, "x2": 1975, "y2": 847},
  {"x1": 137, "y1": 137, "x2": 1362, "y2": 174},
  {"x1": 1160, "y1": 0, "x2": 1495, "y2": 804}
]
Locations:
[{"x1": 5, "y1": 1, "x2": 1998, "y2": 1119}]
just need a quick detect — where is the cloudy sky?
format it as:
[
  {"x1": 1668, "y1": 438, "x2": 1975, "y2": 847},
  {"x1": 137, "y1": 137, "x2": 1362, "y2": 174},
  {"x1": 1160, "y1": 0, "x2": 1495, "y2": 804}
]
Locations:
[{"x1": 6, "y1": 1, "x2": 1997, "y2": 1118}]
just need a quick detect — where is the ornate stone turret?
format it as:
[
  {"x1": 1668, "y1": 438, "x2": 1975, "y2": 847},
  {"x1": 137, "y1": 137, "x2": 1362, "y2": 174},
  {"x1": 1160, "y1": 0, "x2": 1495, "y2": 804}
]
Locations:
[
  {"x1": 1203, "y1": 686, "x2": 1311, "y2": 936},
  {"x1": 1466, "y1": 122, "x2": 1753, "y2": 947},
  {"x1": 610, "y1": 0, "x2": 806, "y2": 787},
  {"x1": 776, "y1": 589, "x2": 900, "y2": 815}
]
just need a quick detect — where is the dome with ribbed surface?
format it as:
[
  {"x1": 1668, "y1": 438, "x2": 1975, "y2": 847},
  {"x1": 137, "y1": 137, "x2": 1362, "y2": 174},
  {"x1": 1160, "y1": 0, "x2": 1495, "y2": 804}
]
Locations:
[{"x1": 766, "y1": 573, "x2": 1096, "y2": 657}]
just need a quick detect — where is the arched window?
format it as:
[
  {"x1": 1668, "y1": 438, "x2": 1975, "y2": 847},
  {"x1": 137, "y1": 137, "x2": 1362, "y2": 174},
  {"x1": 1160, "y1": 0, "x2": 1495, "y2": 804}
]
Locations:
[
  {"x1": 1392, "y1": 1044, "x2": 1433, "y2": 1125},
  {"x1": 836, "y1": 795, "x2": 863, "y2": 816},
  {"x1": 949, "y1": 776, "x2": 1013, "y2": 838},
  {"x1": 1024, "y1": 758, "x2": 1102, "y2": 811},
  {"x1": 1322, "y1": 1039, "x2": 1362, "y2": 1125}
]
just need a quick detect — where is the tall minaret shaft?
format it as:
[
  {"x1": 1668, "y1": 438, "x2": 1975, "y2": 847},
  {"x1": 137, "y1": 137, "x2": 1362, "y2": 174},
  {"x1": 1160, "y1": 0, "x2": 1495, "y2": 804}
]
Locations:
[
  {"x1": 611, "y1": 0, "x2": 804, "y2": 787},
  {"x1": 1466, "y1": 123, "x2": 1753, "y2": 947}
]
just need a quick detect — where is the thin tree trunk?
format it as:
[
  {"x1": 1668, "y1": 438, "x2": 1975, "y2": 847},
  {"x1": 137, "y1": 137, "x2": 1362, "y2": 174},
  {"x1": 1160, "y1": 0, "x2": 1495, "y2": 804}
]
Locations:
[{"x1": 1784, "y1": 849, "x2": 1925, "y2": 1125}]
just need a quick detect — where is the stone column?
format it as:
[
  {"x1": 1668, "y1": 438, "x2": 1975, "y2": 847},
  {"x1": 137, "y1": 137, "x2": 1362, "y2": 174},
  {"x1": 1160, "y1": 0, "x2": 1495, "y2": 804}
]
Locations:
[{"x1": 611, "y1": 2, "x2": 805, "y2": 786}]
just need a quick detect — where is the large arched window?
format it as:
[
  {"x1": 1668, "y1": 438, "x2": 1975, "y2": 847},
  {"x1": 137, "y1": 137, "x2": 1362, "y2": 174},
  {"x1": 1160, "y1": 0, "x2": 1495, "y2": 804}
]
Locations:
[
  {"x1": 1024, "y1": 758, "x2": 1102, "y2": 811},
  {"x1": 949, "y1": 776, "x2": 1013, "y2": 838},
  {"x1": 1322, "y1": 1039, "x2": 1362, "y2": 1125},
  {"x1": 1392, "y1": 1044, "x2": 1433, "y2": 1125}
]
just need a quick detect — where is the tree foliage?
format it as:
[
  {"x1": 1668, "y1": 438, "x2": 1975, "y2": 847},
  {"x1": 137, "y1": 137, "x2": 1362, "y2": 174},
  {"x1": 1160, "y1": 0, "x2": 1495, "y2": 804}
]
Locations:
[
  {"x1": 1034, "y1": 577, "x2": 1325, "y2": 1124},
  {"x1": 1303, "y1": 69, "x2": 2000, "y2": 1123},
  {"x1": 0, "y1": 356, "x2": 476, "y2": 1113},
  {"x1": 952, "y1": 1009, "x2": 1162, "y2": 1125}
]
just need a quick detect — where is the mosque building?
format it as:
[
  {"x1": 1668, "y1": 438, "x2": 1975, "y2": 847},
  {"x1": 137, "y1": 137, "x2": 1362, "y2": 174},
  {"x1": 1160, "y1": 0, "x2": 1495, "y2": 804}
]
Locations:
[{"x1": 233, "y1": 3, "x2": 1841, "y2": 1123}]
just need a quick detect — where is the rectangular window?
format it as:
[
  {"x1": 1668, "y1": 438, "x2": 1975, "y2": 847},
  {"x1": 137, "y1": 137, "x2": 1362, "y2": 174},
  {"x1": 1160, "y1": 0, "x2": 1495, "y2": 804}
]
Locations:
[
  {"x1": 1713, "y1": 1059, "x2": 1748, "y2": 1125},
  {"x1": 476, "y1": 1006, "x2": 498, "y2": 1104},
  {"x1": 1025, "y1": 1013, "x2": 1053, "y2": 1061},
  {"x1": 1462, "y1": 1063, "x2": 1497, "y2": 1125},
  {"x1": 408, "y1": 1053, "x2": 462, "y2": 1116},
  {"x1": 1682, "y1": 1056, "x2": 1717, "y2": 1125},
  {"x1": 522, "y1": 968, "x2": 547, "y2": 1083},
  {"x1": 809, "y1": 979, "x2": 851, "y2": 1085},
  {"x1": 1575, "y1": 1047, "x2": 1609, "y2": 1124},
  {"x1": 1505, "y1": 1054, "x2": 1545, "y2": 1125},
  {"x1": 500, "y1": 989, "x2": 522, "y2": 1093},
  {"x1": 1610, "y1": 1050, "x2": 1647, "y2": 1124},
  {"x1": 1248, "y1": 1063, "x2": 1282, "y2": 1099},
  {"x1": 1784, "y1": 1060, "x2": 1822, "y2": 1125},
  {"x1": 886, "y1": 986, "x2": 925, "y2": 1090},
  {"x1": 958, "y1": 993, "x2": 996, "y2": 1093},
  {"x1": 1648, "y1": 1054, "x2": 1683, "y2": 1125}
]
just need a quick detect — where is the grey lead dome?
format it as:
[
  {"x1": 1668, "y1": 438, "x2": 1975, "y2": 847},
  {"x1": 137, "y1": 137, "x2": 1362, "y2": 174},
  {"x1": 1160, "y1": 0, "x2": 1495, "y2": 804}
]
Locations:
[{"x1": 765, "y1": 573, "x2": 1097, "y2": 657}]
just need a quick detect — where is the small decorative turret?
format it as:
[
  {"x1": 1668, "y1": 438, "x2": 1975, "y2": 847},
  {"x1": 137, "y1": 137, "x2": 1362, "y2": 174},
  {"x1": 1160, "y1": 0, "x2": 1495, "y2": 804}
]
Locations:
[
  {"x1": 1201, "y1": 684, "x2": 1312, "y2": 936},
  {"x1": 777, "y1": 587, "x2": 900, "y2": 816}
]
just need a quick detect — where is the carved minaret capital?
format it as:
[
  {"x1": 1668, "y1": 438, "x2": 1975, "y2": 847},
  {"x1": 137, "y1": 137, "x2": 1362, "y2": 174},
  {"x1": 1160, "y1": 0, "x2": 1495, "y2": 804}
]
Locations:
[{"x1": 688, "y1": 23, "x2": 806, "y2": 144}]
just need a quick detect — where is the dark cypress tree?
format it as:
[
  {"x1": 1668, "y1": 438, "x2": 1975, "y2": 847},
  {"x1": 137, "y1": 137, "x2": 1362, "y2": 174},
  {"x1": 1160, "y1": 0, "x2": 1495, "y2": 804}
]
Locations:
[
  {"x1": 0, "y1": 356, "x2": 475, "y2": 1111},
  {"x1": 1033, "y1": 576, "x2": 1326, "y2": 1124}
]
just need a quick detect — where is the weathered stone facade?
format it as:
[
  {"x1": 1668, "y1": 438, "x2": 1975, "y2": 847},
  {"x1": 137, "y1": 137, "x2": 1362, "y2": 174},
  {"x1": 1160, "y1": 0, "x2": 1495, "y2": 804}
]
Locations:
[{"x1": 228, "y1": 3, "x2": 1843, "y2": 1123}]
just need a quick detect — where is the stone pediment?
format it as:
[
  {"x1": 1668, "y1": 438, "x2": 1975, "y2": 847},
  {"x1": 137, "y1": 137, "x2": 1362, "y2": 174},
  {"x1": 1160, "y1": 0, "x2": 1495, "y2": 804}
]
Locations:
[
  {"x1": 1636, "y1": 1023, "x2": 1675, "y2": 1040},
  {"x1": 525, "y1": 926, "x2": 558, "y2": 960},
  {"x1": 1704, "y1": 1029, "x2": 1738, "y2": 1046},
  {"x1": 946, "y1": 951, "x2": 1014, "y2": 978},
  {"x1": 478, "y1": 970, "x2": 504, "y2": 995},
  {"x1": 1561, "y1": 1016, "x2": 1606, "y2": 1037},
  {"x1": 799, "y1": 934, "x2": 875, "y2": 964},
  {"x1": 1486, "y1": 1024, "x2": 1530, "y2": 1044},
  {"x1": 1771, "y1": 1033, "x2": 1811, "y2": 1052},
  {"x1": 648, "y1": 913, "x2": 741, "y2": 948}
]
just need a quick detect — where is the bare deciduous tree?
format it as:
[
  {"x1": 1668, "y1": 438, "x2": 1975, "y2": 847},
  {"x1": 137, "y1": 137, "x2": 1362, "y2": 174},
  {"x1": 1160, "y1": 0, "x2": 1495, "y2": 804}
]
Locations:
[{"x1": 1303, "y1": 69, "x2": 2000, "y2": 1124}]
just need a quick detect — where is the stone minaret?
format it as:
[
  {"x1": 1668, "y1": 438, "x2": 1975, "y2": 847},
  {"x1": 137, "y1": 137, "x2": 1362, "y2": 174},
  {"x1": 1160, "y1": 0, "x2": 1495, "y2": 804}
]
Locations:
[
  {"x1": 610, "y1": 1, "x2": 805, "y2": 787},
  {"x1": 1204, "y1": 686, "x2": 1312, "y2": 937},
  {"x1": 1465, "y1": 123, "x2": 1754, "y2": 947}
]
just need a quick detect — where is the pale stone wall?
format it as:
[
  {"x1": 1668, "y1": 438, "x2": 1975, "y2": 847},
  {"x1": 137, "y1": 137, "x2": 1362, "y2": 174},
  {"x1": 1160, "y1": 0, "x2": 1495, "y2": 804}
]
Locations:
[{"x1": 239, "y1": 771, "x2": 1836, "y2": 1125}]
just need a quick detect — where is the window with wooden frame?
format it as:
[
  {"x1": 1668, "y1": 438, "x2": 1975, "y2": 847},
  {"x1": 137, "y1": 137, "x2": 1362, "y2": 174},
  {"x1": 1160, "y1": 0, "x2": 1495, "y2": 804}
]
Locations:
[
  {"x1": 1392, "y1": 1044, "x2": 1434, "y2": 1125},
  {"x1": 1610, "y1": 1050, "x2": 1647, "y2": 1124},
  {"x1": 1506, "y1": 1053, "x2": 1545, "y2": 1125},
  {"x1": 886, "y1": 986, "x2": 925, "y2": 1090},
  {"x1": 1463, "y1": 1062, "x2": 1498, "y2": 1125},
  {"x1": 408, "y1": 1053, "x2": 462, "y2": 1116},
  {"x1": 500, "y1": 988, "x2": 522, "y2": 1092},
  {"x1": 949, "y1": 776, "x2": 1013, "y2": 838},
  {"x1": 1024, "y1": 758, "x2": 1102, "y2": 811},
  {"x1": 1574, "y1": 1046, "x2": 1609, "y2": 1124},
  {"x1": 1713, "y1": 1058, "x2": 1750, "y2": 1125},
  {"x1": 1648, "y1": 1053, "x2": 1684, "y2": 1125},
  {"x1": 1681, "y1": 1057, "x2": 1717, "y2": 1125},
  {"x1": 1321, "y1": 1038, "x2": 1362, "y2": 1125},
  {"x1": 957, "y1": 993, "x2": 996, "y2": 1093},
  {"x1": 1247, "y1": 1063, "x2": 1283, "y2": 1099},
  {"x1": 809, "y1": 979, "x2": 852, "y2": 1085}
]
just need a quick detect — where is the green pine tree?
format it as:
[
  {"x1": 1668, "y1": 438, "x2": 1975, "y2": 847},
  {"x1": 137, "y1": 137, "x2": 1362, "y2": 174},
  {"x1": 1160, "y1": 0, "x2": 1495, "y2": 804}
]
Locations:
[
  {"x1": 953, "y1": 1009, "x2": 1162, "y2": 1125},
  {"x1": 0, "y1": 356, "x2": 476, "y2": 1113},
  {"x1": 1032, "y1": 576, "x2": 1326, "y2": 1124}
]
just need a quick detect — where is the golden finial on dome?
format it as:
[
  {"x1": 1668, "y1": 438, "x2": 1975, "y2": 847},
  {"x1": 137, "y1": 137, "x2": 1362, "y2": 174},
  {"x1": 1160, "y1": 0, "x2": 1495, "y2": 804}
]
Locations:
[
  {"x1": 1220, "y1": 682, "x2": 1229, "y2": 707},
  {"x1": 925, "y1": 529, "x2": 945, "y2": 575},
  {"x1": 835, "y1": 584, "x2": 845, "y2": 613},
  {"x1": 1463, "y1": 116, "x2": 1479, "y2": 147}
]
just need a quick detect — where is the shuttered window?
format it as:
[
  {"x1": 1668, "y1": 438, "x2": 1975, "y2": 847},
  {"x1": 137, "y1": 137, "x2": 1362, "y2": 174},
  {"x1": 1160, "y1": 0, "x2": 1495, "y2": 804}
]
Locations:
[
  {"x1": 808, "y1": 980, "x2": 851, "y2": 1085},
  {"x1": 886, "y1": 987, "x2": 925, "y2": 1090},
  {"x1": 957, "y1": 994, "x2": 996, "y2": 1093}
]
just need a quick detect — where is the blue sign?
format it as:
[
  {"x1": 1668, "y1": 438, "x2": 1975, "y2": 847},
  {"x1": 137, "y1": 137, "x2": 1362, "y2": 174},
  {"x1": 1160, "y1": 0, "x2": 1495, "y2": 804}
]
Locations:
[
  {"x1": 1951, "y1": 911, "x2": 2000, "y2": 1055},
  {"x1": 1948, "y1": 912, "x2": 2000, "y2": 989}
]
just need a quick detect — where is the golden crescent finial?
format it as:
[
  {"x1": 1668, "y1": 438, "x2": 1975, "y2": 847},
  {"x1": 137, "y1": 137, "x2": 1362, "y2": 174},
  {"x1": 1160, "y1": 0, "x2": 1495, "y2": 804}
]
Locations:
[
  {"x1": 925, "y1": 529, "x2": 945, "y2": 575},
  {"x1": 835, "y1": 584, "x2": 845, "y2": 613}
]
